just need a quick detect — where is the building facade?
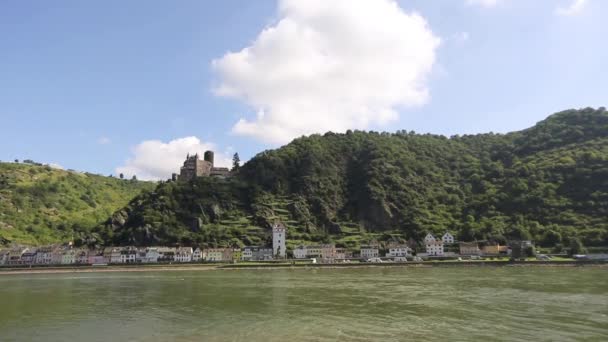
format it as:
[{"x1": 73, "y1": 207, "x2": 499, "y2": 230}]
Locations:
[
  {"x1": 360, "y1": 245, "x2": 379, "y2": 259},
  {"x1": 386, "y1": 245, "x2": 412, "y2": 257},
  {"x1": 426, "y1": 240, "x2": 444, "y2": 256},
  {"x1": 459, "y1": 242, "x2": 480, "y2": 255},
  {"x1": 442, "y1": 232, "x2": 455, "y2": 244}
]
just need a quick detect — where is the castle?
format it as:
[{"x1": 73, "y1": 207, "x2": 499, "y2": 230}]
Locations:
[{"x1": 173, "y1": 151, "x2": 230, "y2": 181}]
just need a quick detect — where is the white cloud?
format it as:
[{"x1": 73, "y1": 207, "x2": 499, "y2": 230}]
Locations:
[
  {"x1": 465, "y1": 0, "x2": 501, "y2": 8},
  {"x1": 115, "y1": 137, "x2": 231, "y2": 180},
  {"x1": 555, "y1": 0, "x2": 588, "y2": 16},
  {"x1": 212, "y1": 0, "x2": 440, "y2": 144},
  {"x1": 97, "y1": 136, "x2": 111, "y2": 145}
]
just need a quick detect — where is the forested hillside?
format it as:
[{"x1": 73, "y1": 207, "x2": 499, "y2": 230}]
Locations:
[
  {"x1": 97, "y1": 108, "x2": 608, "y2": 251},
  {"x1": 0, "y1": 163, "x2": 155, "y2": 245}
]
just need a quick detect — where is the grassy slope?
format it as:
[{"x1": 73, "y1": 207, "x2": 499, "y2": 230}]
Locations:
[{"x1": 0, "y1": 163, "x2": 155, "y2": 245}]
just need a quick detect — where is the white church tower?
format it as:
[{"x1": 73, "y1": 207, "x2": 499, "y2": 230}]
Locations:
[{"x1": 272, "y1": 222, "x2": 286, "y2": 258}]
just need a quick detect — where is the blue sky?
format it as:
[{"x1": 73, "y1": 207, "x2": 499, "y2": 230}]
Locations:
[{"x1": 1, "y1": 0, "x2": 605, "y2": 179}]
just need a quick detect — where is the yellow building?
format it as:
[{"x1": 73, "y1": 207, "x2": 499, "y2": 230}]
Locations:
[{"x1": 482, "y1": 244, "x2": 501, "y2": 256}]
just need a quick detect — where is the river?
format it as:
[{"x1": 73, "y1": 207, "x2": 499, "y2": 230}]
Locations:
[{"x1": 1, "y1": 267, "x2": 607, "y2": 341}]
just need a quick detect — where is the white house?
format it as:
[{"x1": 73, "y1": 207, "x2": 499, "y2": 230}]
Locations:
[
  {"x1": 141, "y1": 247, "x2": 160, "y2": 263},
  {"x1": 272, "y1": 222, "x2": 286, "y2": 258},
  {"x1": 192, "y1": 248, "x2": 204, "y2": 262},
  {"x1": 360, "y1": 245, "x2": 379, "y2": 259},
  {"x1": 109, "y1": 248, "x2": 123, "y2": 264},
  {"x1": 34, "y1": 246, "x2": 56, "y2": 265},
  {"x1": 120, "y1": 247, "x2": 137, "y2": 264},
  {"x1": 424, "y1": 233, "x2": 436, "y2": 244},
  {"x1": 175, "y1": 247, "x2": 193, "y2": 263},
  {"x1": 426, "y1": 240, "x2": 444, "y2": 256},
  {"x1": 241, "y1": 247, "x2": 254, "y2": 261},
  {"x1": 442, "y1": 232, "x2": 455, "y2": 244},
  {"x1": 157, "y1": 247, "x2": 176, "y2": 262},
  {"x1": 386, "y1": 245, "x2": 412, "y2": 258}
]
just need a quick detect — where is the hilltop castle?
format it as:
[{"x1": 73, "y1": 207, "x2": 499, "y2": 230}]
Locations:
[{"x1": 173, "y1": 151, "x2": 230, "y2": 181}]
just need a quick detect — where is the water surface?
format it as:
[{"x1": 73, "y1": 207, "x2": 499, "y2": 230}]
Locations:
[{"x1": 1, "y1": 267, "x2": 607, "y2": 341}]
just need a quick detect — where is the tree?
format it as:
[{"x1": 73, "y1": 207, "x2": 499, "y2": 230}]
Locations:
[
  {"x1": 568, "y1": 238, "x2": 587, "y2": 256},
  {"x1": 119, "y1": 173, "x2": 124, "y2": 179},
  {"x1": 232, "y1": 153, "x2": 241, "y2": 171},
  {"x1": 540, "y1": 230, "x2": 562, "y2": 247},
  {"x1": 14, "y1": 159, "x2": 19, "y2": 163}
]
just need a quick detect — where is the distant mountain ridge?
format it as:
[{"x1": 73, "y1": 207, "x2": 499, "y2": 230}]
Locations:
[{"x1": 95, "y1": 108, "x2": 608, "y2": 251}]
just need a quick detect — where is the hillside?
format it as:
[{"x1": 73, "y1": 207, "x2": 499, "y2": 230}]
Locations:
[
  {"x1": 0, "y1": 163, "x2": 155, "y2": 246},
  {"x1": 96, "y1": 108, "x2": 608, "y2": 252}
]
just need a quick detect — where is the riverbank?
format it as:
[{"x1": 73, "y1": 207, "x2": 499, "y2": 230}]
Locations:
[
  {"x1": 1, "y1": 259, "x2": 606, "y2": 275},
  {"x1": 0, "y1": 263, "x2": 219, "y2": 275}
]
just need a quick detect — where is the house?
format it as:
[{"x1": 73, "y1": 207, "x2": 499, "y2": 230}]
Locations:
[
  {"x1": 222, "y1": 248, "x2": 234, "y2": 261},
  {"x1": 252, "y1": 247, "x2": 273, "y2": 261},
  {"x1": 335, "y1": 248, "x2": 348, "y2": 259},
  {"x1": 204, "y1": 248, "x2": 225, "y2": 262},
  {"x1": 120, "y1": 247, "x2": 138, "y2": 263},
  {"x1": 482, "y1": 244, "x2": 501, "y2": 256},
  {"x1": 34, "y1": 246, "x2": 57, "y2": 265},
  {"x1": 360, "y1": 245, "x2": 379, "y2": 259},
  {"x1": 141, "y1": 247, "x2": 160, "y2": 263},
  {"x1": 293, "y1": 246, "x2": 308, "y2": 259},
  {"x1": 272, "y1": 222, "x2": 287, "y2": 258},
  {"x1": 192, "y1": 248, "x2": 204, "y2": 262},
  {"x1": 424, "y1": 233, "x2": 436, "y2": 244},
  {"x1": 425, "y1": 240, "x2": 444, "y2": 256},
  {"x1": 51, "y1": 248, "x2": 65, "y2": 265},
  {"x1": 108, "y1": 247, "x2": 123, "y2": 264},
  {"x1": 88, "y1": 250, "x2": 108, "y2": 264},
  {"x1": 442, "y1": 232, "x2": 455, "y2": 244},
  {"x1": 459, "y1": 242, "x2": 481, "y2": 256},
  {"x1": 7, "y1": 247, "x2": 30, "y2": 265},
  {"x1": 241, "y1": 246, "x2": 273, "y2": 261},
  {"x1": 76, "y1": 249, "x2": 89, "y2": 264},
  {"x1": 20, "y1": 249, "x2": 38, "y2": 265},
  {"x1": 175, "y1": 247, "x2": 193, "y2": 263},
  {"x1": 386, "y1": 245, "x2": 412, "y2": 258},
  {"x1": 61, "y1": 249, "x2": 77, "y2": 264},
  {"x1": 306, "y1": 246, "x2": 322, "y2": 259},
  {"x1": 158, "y1": 247, "x2": 176, "y2": 262},
  {"x1": 498, "y1": 245, "x2": 509, "y2": 255},
  {"x1": 241, "y1": 246, "x2": 255, "y2": 261}
]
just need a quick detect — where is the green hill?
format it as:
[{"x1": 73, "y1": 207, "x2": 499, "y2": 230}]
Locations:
[
  {"x1": 97, "y1": 107, "x2": 608, "y2": 251},
  {"x1": 0, "y1": 163, "x2": 155, "y2": 246}
]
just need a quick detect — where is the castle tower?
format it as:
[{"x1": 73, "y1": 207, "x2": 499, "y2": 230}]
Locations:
[
  {"x1": 272, "y1": 222, "x2": 286, "y2": 258},
  {"x1": 204, "y1": 150, "x2": 214, "y2": 166}
]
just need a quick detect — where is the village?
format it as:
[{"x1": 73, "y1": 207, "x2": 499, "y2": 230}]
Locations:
[{"x1": 1, "y1": 222, "x2": 548, "y2": 267}]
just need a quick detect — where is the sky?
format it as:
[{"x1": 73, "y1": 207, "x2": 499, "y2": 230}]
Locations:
[{"x1": 1, "y1": 0, "x2": 606, "y2": 180}]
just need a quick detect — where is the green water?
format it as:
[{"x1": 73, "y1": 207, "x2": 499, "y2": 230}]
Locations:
[{"x1": 0, "y1": 267, "x2": 607, "y2": 341}]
